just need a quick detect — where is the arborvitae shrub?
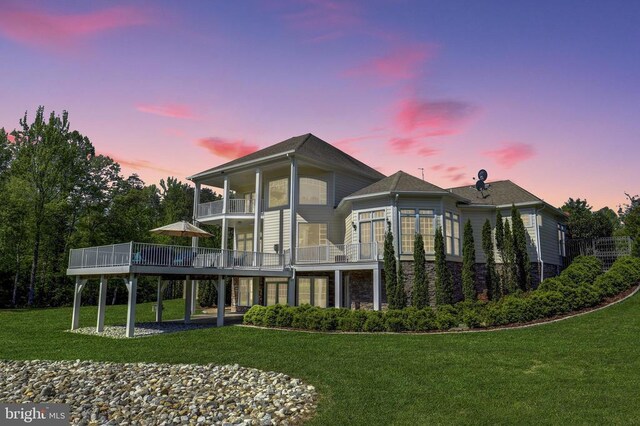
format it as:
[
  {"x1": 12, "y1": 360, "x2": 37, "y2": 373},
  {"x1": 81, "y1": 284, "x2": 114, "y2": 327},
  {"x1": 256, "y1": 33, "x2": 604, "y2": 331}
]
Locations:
[
  {"x1": 462, "y1": 219, "x2": 477, "y2": 301},
  {"x1": 412, "y1": 233, "x2": 429, "y2": 309}
]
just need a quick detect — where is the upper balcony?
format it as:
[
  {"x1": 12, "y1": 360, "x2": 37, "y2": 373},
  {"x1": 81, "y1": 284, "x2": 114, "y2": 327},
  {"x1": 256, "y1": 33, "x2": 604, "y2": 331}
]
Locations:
[{"x1": 197, "y1": 198, "x2": 256, "y2": 220}]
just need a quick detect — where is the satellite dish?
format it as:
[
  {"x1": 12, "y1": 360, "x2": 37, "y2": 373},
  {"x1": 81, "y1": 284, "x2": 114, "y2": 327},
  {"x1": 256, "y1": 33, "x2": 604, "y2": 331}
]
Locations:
[
  {"x1": 475, "y1": 180, "x2": 486, "y2": 191},
  {"x1": 475, "y1": 169, "x2": 490, "y2": 195},
  {"x1": 478, "y1": 169, "x2": 488, "y2": 182}
]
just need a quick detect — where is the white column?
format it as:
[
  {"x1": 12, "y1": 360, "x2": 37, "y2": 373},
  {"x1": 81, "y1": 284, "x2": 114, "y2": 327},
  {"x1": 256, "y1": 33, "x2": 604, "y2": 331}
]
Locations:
[
  {"x1": 191, "y1": 279, "x2": 197, "y2": 315},
  {"x1": 289, "y1": 157, "x2": 298, "y2": 262},
  {"x1": 334, "y1": 270, "x2": 342, "y2": 308},
  {"x1": 373, "y1": 267, "x2": 382, "y2": 311},
  {"x1": 156, "y1": 277, "x2": 163, "y2": 323},
  {"x1": 253, "y1": 168, "x2": 262, "y2": 261},
  {"x1": 192, "y1": 182, "x2": 201, "y2": 301},
  {"x1": 96, "y1": 275, "x2": 107, "y2": 332},
  {"x1": 288, "y1": 277, "x2": 296, "y2": 306},
  {"x1": 221, "y1": 218, "x2": 228, "y2": 251},
  {"x1": 125, "y1": 274, "x2": 137, "y2": 338},
  {"x1": 71, "y1": 277, "x2": 86, "y2": 330},
  {"x1": 221, "y1": 176, "x2": 229, "y2": 252},
  {"x1": 184, "y1": 275, "x2": 192, "y2": 324},
  {"x1": 217, "y1": 276, "x2": 226, "y2": 327}
]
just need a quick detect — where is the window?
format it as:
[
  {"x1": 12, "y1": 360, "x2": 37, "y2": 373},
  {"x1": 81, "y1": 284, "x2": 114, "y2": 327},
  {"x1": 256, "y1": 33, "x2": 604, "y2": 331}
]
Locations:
[
  {"x1": 236, "y1": 232, "x2": 253, "y2": 252},
  {"x1": 558, "y1": 224, "x2": 567, "y2": 257},
  {"x1": 400, "y1": 209, "x2": 436, "y2": 254},
  {"x1": 297, "y1": 277, "x2": 328, "y2": 307},
  {"x1": 445, "y1": 212, "x2": 460, "y2": 256},
  {"x1": 268, "y1": 178, "x2": 288, "y2": 208},
  {"x1": 521, "y1": 213, "x2": 532, "y2": 227},
  {"x1": 298, "y1": 223, "x2": 327, "y2": 247},
  {"x1": 237, "y1": 278, "x2": 253, "y2": 307},
  {"x1": 299, "y1": 177, "x2": 327, "y2": 205},
  {"x1": 358, "y1": 209, "x2": 386, "y2": 258},
  {"x1": 265, "y1": 278, "x2": 288, "y2": 305}
]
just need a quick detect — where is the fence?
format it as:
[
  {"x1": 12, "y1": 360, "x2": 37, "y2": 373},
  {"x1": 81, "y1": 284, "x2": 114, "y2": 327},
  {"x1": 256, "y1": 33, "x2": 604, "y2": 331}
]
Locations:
[{"x1": 565, "y1": 236, "x2": 633, "y2": 270}]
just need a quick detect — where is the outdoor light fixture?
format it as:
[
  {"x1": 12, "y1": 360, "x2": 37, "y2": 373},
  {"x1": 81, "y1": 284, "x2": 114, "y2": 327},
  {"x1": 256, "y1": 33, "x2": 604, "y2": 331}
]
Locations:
[{"x1": 352, "y1": 222, "x2": 357, "y2": 231}]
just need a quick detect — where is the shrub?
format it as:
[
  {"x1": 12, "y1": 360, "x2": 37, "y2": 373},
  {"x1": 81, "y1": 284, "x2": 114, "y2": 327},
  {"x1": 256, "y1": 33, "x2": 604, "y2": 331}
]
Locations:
[
  {"x1": 384, "y1": 309, "x2": 406, "y2": 332},
  {"x1": 337, "y1": 310, "x2": 368, "y2": 332},
  {"x1": 435, "y1": 305, "x2": 458, "y2": 330},
  {"x1": 404, "y1": 307, "x2": 436, "y2": 331},
  {"x1": 275, "y1": 305, "x2": 294, "y2": 328},
  {"x1": 363, "y1": 311, "x2": 385, "y2": 332},
  {"x1": 461, "y1": 309, "x2": 481, "y2": 328}
]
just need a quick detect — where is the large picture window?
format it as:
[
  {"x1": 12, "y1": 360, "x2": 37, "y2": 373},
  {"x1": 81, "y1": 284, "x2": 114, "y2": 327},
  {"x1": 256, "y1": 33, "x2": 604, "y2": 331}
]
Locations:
[
  {"x1": 268, "y1": 178, "x2": 288, "y2": 208},
  {"x1": 400, "y1": 209, "x2": 436, "y2": 254},
  {"x1": 298, "y1": 223, "x2": 327, "y2": 247},
  {"x1": 445, "y1": 211, "x2": 460, "y2": 256},
  {"x1": 297, "y1": 277, "x2": 328, "y2": 307},
  {"x1": 299, "y1": 177, "x2": 327, "y2": 205},
  {"x1": 265, "y1": 278, "x2": 288, "y2": 306},
  {"x1": 358, "y1": 210, "x2": 385, "y2": 259}
]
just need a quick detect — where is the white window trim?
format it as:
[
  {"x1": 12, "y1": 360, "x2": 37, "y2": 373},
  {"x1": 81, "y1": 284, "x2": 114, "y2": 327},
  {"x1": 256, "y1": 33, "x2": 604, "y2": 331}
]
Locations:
[{"x1": 399, "y1": 208, "x2": 438, "y2": 255}]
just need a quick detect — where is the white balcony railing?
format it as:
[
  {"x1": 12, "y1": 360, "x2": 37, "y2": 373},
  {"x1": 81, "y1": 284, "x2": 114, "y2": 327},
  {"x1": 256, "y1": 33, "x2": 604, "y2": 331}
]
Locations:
[
  {"x1": 68, "y1": 242, "x2": 287, "y2": 271},
  {"x1": 295, "y1": 242, "x2": 382, "y2": 264},
  {"x1": 197, "y1": 198, "x2": 255, "y2": 218}
]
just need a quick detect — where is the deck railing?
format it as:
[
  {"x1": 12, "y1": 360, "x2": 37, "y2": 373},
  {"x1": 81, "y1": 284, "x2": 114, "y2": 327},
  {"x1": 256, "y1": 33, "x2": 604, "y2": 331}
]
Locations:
[
  {"x1": 295, "y1": 242, "x2": 382, "y2": 264},
  {"x1": 68, "y1": 242, "x2": 286, "y2": 270},
  {"x1": 197, "y1": 198, "x2": 255, "y2": 218}
]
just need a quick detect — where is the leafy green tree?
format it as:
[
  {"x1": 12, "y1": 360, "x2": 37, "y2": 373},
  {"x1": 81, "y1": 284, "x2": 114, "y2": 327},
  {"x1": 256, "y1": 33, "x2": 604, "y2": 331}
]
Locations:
[
  {"x1": 562, "y1": 198, "x2": 617, "y2": 239},
  {"x1": 412, "y1": 233, "x2": 429, "y2": 308},
  {"x1": 481, "y1": 219, "x2": 499, "y2": 300},
  {"x1": 510, "y1": 205, "x2": 531, "y2": 292},
  {"x1": 462, "y1": 220, "x2": 476, "y2": 301},
  {"x1": 618, "y1": 193, "x2": 640, "y2": 257},
  {"x1": 434, "y1": 226, "x2": 453, "y2": 305},
  {"x1": 11, "y1": 108, "x2": 94, "y2": 305},
  {"x1": 383, "y1": 222, "x2": 398, "y2": 308}
]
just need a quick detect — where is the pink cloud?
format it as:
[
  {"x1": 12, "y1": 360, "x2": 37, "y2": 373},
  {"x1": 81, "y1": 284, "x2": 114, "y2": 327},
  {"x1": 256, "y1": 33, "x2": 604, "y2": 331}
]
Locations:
[
  {"x1": 388, "y1": 137, "x2": 439, "y2": 157},
  {"x1": 395, "y1": 98, "x2": 476, "y2": 135},
  {"x1": 431, "y1": 164, "x2": 444, "y2": 171},
  {"x1": 447, "y1": 172, "x2": 466, "y2": 183},
  {"x1": 136, "y1": 104, "x2": 197, "y2": 120},
  {"x1": 279, "y1": 0, "x2": 361, "y2": 41},
  {"x1": 343, "y1": 45, "x2": 433, "y2": 82},
  {"x1": 196, "y1": 137, "x2": 259, "y2": 160},
  {"x1": 0, "y1": 5, "x2": 151, "y2": 51},
  {"x1": 483, "y1": 142, "x2": 535, "y2": 168},
  {"x1": 107, "y1": 154, "x2": 182, "y2": 176}
]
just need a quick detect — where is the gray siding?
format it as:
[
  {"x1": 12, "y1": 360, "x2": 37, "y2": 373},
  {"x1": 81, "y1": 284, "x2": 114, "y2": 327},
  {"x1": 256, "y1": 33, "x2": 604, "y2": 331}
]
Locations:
[{"x1": 539, "y1": 210, "x2": 563, "y2": 266}]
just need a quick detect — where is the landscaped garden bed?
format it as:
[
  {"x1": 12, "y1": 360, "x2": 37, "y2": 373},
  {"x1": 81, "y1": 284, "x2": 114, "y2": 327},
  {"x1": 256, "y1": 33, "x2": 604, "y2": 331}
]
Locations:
[{"x1": 243, "y1": 256, "x2": 640, "y2": 333}]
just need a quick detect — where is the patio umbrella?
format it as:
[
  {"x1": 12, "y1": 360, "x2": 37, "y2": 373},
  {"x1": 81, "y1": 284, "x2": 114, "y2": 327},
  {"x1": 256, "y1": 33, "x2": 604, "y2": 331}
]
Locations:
[{"x1": 150, "y1": 221, "x2": 213, "y2": 238}]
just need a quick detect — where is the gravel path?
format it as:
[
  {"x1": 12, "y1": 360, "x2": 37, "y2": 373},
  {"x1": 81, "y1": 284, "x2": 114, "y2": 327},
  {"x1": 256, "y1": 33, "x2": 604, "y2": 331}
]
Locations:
[
  {"x1": 0, "y1": 360, "x2": 317, "y2": 425},
  {"x1": 69, "y1": 322, "x2": 216, "y2": 339}
]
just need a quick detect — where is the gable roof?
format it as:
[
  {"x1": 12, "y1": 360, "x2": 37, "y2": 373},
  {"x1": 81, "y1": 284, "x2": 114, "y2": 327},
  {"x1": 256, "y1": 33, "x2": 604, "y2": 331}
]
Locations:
[
  {"x1": 346, "y1": 171, "x2": 448, "y2": 198},
  {"x1": 189, "y1": 133, "x2": 385, "y2": 181},
  {"x1": 448, "y1": 180, "x2": 544, "y2": 206}
]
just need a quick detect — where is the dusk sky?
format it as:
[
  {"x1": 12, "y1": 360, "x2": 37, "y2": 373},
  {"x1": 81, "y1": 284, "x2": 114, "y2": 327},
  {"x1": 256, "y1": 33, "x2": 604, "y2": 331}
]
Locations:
[{"x1": 1, "y1": 0, "x2": 638, "y2": 210}]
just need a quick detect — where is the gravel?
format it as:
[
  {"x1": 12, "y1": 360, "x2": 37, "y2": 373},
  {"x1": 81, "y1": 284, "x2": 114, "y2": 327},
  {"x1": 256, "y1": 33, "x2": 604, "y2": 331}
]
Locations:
[
  {"x1": 0, "y1": 359, "x2": 317, "y2": 425},
  {"x1": 68, "y1": 323, "x2": 216, "y2": 339}
]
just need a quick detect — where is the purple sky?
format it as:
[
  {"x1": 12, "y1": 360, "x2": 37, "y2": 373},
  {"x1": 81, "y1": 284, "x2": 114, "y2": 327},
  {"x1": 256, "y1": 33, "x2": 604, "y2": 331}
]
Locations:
[{"x1": 1, "y1": 0, "x2": 638, "y2": 210}]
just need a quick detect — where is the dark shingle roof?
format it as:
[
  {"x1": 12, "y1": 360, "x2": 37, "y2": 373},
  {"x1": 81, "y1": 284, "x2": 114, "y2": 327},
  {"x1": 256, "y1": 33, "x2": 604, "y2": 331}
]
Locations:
[
  {"x1": 190, "y1": 133, "x2": 385, "y2": 181},
  {"x1": 448, "y1": 180, "x2": 543, "y2": 206},
  {"x1": 346, "y1": 171, "x2": 447, "y2": 198}
]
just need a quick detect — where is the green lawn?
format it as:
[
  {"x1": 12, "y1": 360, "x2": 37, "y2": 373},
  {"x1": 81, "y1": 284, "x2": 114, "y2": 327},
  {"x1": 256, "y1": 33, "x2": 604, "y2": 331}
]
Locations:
[{"x1": 2, "y1": 294, "x2": 640, "y2": 425}]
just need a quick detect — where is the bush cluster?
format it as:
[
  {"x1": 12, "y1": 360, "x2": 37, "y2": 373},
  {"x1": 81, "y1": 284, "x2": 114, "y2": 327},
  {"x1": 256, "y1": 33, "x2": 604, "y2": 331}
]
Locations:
[{"x1": 243, "y1": 256, "x2": 640, "y2": 332}]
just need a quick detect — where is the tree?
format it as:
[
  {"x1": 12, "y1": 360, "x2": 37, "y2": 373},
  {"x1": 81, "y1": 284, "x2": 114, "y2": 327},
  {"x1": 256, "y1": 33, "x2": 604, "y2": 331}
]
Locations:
[
  {"x1": 618, "y1": 193, "x2": 640, "y2": 257},
  {"x1": 502, "y1": 218, "x2": 517, "y2": 294},
  {"x1": 434, "y1": 226, "x2": 453, "y2": 305},
  {"x1": 396, "y1": 260, "x2": 406, "y2": 309},
  {"x1": 412, "y1": 233, "x2": 429, "y2": 308},
  {"x1": 462, "y1": 219, "x2": 476, "y2": 301},
  {"x1": 383, "y1": 222, "x2": 398, "y2": 308},
  {"x1": 561, "y1": 198, "x2": 617, "y2": 239},
  {"x1": 11, "y1": 108, "x2": 94, "y2": 305},
  {"x1": 510, "y1": 205, "x2": 531, "y2": 292},
  {"x1": 481, "y1": 219, "x2": 499, "y2": 300}
]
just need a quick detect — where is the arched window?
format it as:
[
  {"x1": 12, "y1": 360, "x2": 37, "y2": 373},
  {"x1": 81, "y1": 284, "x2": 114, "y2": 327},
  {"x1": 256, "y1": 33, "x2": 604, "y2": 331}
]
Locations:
[{"x1": 299, "y1": 177, "x2": 327, "y2": 205}]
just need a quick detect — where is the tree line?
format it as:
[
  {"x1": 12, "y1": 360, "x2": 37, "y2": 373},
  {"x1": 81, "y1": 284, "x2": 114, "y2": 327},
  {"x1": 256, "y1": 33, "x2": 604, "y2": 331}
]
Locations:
[{"x1": 0, "y1": 107, "x2": 223, "y2": 308}]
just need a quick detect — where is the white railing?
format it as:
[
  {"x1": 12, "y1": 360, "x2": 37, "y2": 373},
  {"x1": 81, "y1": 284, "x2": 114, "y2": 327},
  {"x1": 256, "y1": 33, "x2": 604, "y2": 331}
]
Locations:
[
  {"x1": 197, "y1": 198, "x2": 256, "y2": 218},
  {"x1": 69, "y1": 242, "x2": 287, "y2": 271},
  {"x1": 295, "y1": 242, "x2": 382, "y2": 264}
]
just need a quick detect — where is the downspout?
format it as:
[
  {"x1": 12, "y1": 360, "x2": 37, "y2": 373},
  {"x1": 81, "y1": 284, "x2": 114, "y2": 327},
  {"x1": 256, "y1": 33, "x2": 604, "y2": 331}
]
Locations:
[
  {"x1": 394, "y1": 194, "x2": 400, "y2": 263},
  {"x1": 534, "y1": 205, "x2": 545, "y2": 283}
]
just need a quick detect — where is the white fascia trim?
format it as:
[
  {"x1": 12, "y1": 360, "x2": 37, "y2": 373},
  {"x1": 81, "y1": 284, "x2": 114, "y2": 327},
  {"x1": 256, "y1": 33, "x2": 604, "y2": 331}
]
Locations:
[{"x1": 187, "y1": 150, "x2": 296, "y2": 181}]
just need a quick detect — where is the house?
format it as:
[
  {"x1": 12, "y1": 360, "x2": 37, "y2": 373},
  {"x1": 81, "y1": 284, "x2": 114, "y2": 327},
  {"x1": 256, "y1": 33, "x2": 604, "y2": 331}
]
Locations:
[{"x1": 66, "y1": 133, "x2": 567, "y2": 336}]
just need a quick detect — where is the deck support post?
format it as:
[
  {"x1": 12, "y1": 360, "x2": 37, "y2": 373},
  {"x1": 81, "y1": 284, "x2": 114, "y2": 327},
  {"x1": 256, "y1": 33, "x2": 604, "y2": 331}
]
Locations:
[
  {"x1": 184, "y1": 275, "x2": 192, "y2": 324},
  {"x1": 373, "y1": 266, "x2": 382, "y2": 311},
  {"x1": 288, "y1": 275, "x2": 296, "y2": 306},
  {"x1": 217, "y1": 276, "x2": 225, "y2": 327},
  {"x1": 334, "y1": 270, "x2": 342, "y2": 308},
  {"x1": 125, "y1": 274, "x2": 137, "y2": 338},
  {"x1": 71, "y1": 277, "x2": 87, "y2": 330},
  {"x1": 191, "y1": 279, "x2": 198, "y2": 315},
  {"x1": 156, "y1": 277, "x2": 163, "y2": 323},
  {"x1": 96, "y1": 275, "x2": 107, "y2": 332}
]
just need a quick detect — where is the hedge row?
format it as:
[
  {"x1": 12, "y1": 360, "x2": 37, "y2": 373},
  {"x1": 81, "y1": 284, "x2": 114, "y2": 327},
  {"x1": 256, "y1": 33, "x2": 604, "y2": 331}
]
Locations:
[{"x1": 243, "y1": 256, "x2": 640, "y2": 332}]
